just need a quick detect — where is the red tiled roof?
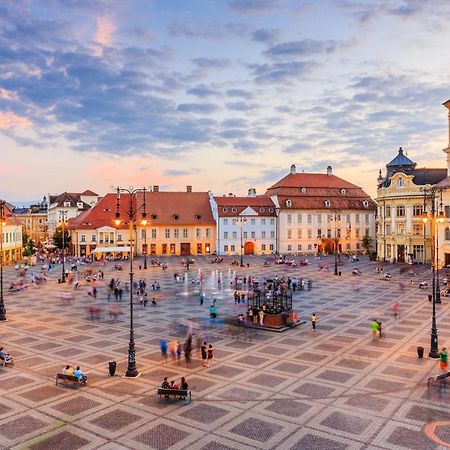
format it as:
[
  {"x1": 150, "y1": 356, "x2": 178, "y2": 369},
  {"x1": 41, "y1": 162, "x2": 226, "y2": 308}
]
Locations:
[
  {"x1": 69, "y1": 191, "x2": 215, "y2": 230},
  {"x1": 267, "y1": 173, "x2": 361, "y2": 191},
  {"x1": 276, "y1": 196, "x2": 376, "y2": 210},
  {"x1": 214, "y1": 196, "x2": 276, "y2": 217},
  {"x1": 1, "y1": 202, "x2": 22, "y2": 226},
  {"x1": 81, "y1": 190, "x2": 98, "y2": 196}
]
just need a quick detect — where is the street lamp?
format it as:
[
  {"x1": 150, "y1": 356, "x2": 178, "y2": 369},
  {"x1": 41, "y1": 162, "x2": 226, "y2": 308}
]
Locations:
[
  {"x1": 421, "y1": 187, "x2": 445, "y2": 358},
  {"x1": 114, "y1": 187, "x2": 148, "y2": 378},
  {"x1": 59, "y1": 211, "x2": 68, "y2": 283},
  {"x1": 332, "y1": 212, "x2": 340, "y2": 276},
  {"x1": 0, "y1": 201, "x2": 7, "y2": 321},
  {"x1": 236, "y1": 217, "x2": 247, "y2": 267}
]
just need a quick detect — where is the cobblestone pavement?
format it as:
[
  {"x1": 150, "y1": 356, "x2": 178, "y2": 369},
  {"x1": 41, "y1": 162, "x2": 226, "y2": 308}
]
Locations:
[{"x1": 1, "y1": 255, "x2": 450, "y2": 449}]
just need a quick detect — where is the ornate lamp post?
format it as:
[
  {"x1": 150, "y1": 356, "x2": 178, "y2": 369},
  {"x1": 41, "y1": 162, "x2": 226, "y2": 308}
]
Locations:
[
  {"x1": 0, "y1": 201, "x2": 7, "y2": 321},
  {"x1": 236, "y1": 217, "x2": 247, "y2": 267},
  {"x1": 332, "y1": 211, "x2": 340, "y2": 276},
  {"x1": 421, "y1": 187, "x2": 445, "y2": 358},
  {"x1": 143, "y1": 226, "x2": 148, "y2": 270},
  {"x1": 59, "y1": 210, "x2": 68, "y2": 283},
  {"x1": 114, "y1": 187, "x2": 148, "y2": 377}
]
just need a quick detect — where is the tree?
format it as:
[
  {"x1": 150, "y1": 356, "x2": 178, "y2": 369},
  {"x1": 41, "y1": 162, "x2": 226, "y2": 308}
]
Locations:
[
  {"x1": 22, "y1": 228, "x2": 30, "y2": 247},
  {"x1": 23, "y1": 239, "x2": 36, "y2": 256},
  {"x1": 53, "y1": 227, "x2": 71, "y2": 249},
  {"x1": 361, "y1": 236, "x2": 372, "y2": 254}
]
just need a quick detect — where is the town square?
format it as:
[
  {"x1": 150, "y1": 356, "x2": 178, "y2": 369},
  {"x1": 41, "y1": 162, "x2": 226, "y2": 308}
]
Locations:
[{"x1": 3, "y1": 1, "x2": 450, "y2": 449}]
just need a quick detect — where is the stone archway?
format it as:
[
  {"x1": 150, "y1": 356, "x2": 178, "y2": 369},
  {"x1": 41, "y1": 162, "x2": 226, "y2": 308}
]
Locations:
[{"x1": 244, "y1": 241, "x2": 255, "y2": 255}]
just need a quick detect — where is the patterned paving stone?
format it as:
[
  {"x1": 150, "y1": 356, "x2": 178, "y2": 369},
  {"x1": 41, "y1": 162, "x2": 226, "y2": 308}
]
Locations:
[
  {"x1": 316, "y1": 369, "x2": 354, "y2": 383},
  {"x1": 381, "y1": 365, "x2": 418, "y2": 379},
  {"x1": 0, "y1": 415, "x2": 47, "y2": 440},
  {"x1": 335, "y1": 358, "x2": 371, "y2": 370},
  {"x1": 264, "y1": 399, "x2": 311, "y2": 418},
  {"x1": 18, "y1": 385, "x2": 66, "y2": 403},
  {"x1": 134, "y1": 423, "x2": 189, "y2": 449},
  {"x1": 51, "y1": 396, "x2": 102, "y2": 416},
  {"x1": 344, "y1": 394, "x2": 390, "y2": 412},
  {"x1": 234, "y1": 355, "x2": 269, "y2": 366},
  {"x1": 247, "y1": 373, "x2": 287, "y2": 388},
  {"x1": 218, "y1": 387, "x2": 262, "y2": 401},
  {"x1": 405, "y1": 404, "x2": 449, "y2": 422},
  {"x1": 386, "y1": 425, "x2": 437, "y2": 449},
  {"x1": 0, "y1": 375, "x2": 36, "y2": 391},
  {"x1": 230, "y1": 417, "x2": 282, "y2": 443},
  {"x1": 321, "y1": 411, "x2": 371, "y2": 435},
  {"x1": 180, "y1": 403, "x2": 229, "y2": 424},
  {"x1": 295, "y1": 352, "x2": 328, "y2": 362},
  {"x1": 289, "y1": 433, "x2": 349, "y2": 450},
  {"x1": 293, "y1": 382, "x2": 336, "y2": 398},
  {"x1": 90, "y1": 409, "x2": 143, "y2": 431},
  {"x1": 28, "y1": 430, "x2": 90, "y2": 450},
  {"x1": 364, "y1": 378, "x2": 405, "y2": 392},
  {"x1": 200, "y1": 441, "x2": 241, "y2": 450},
  {"x1": 271, "y1": 362, "x2": 309, "y2": 374},
  {"x1": 208, "y1": 365, "x2": 245, "y2": 378}
]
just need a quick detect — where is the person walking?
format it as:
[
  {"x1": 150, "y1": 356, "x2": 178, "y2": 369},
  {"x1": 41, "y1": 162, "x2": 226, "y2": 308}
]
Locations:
[
  {"x1": 377, "y1": 320, "x2": 383, "y2": 339},
  {"x1": 201, "y1": 341, "x2": 208, "y2": 367},
  {"x1": 311, "y1": 313, "x2": 317, "y2": 334},
  {"x1": 160, "y1": 339, "x2": 168, "y2": 362},
  {"x1": 392, "y1": 302, "x2": 400, "y2": 320},
  {"x1": 258, "y1": 308, "x2": 264, "y2": 326},
  {"x1": 371, "y1": 319, "x2": 379, "y2": 341},
  {"x1": 207, "y1": 344, "x2": 214, "y2": 367},
  {"x1": 439, "y1": 347, "x2": 448, "y2": 373}
]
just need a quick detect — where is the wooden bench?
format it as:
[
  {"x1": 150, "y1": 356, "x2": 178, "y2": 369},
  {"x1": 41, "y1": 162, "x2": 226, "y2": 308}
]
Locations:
[
  {"x1": 157, "y1": 388, "x2": 191, "y2": 403},
  {"x1": 0, "y1": 354, "x2": 14, "y2": 367},
  {"x1": 55, "y1": 373, "x2": 86, "y2": 386},
  {"x1": 428, "y1": 371, "x2": 450, "y2": 387}
]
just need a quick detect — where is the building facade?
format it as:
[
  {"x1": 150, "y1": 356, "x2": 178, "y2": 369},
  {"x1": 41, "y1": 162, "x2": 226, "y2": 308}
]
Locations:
[
  {"x1": 376, "y1": 148, "x2": 447, "y2": 263},
  {"x1": 210, "y1": 189, "x2": 277, "y2": 256},
  {"x1": 13, "y1": 198, "x2": 48, "y2": 245},
  {"x1": 267, "y1": 165, "x2": 376, "y2": 255},
  {"x1": 1, "y1": 202, "x2": 23, "y2": 264},
  {"x1": 69, "y1": 187, "x2": 216, "y2": 257}
]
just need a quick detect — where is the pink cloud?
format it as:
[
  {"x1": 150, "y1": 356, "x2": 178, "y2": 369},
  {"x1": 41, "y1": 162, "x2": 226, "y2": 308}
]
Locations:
[
  {"x1": 0, "y1": 88, "x2": 18, "y2": 101},
  {"x1": 95, "y1": 16, "x2": 115, "y2": 46},
  {"x1": 0, "y1": 111, "x2": 31, "y2": 129}
]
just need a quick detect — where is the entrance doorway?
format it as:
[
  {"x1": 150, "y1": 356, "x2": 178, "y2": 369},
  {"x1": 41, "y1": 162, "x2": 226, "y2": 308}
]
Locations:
[
  {"x1": 445, "y1": 253, "x2": 450, "y2": 268},
  {"x1": 397, "y1": 245, "x2": 405, "y2": 262},
  {"x1": 244, "y1": 241, "x2": 254, "y2": 255},
  {"x1": 180, "y1": 243, "x2": 191, "y2": 255}
]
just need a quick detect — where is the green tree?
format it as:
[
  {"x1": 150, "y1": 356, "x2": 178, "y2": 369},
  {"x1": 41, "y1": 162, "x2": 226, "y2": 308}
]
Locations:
[
  {"x1": 361, "y1": 236, "x2": 372, "y2": 254},
  {"x1": 23, "y1": 239, "x2": 36, "y2": 256},
  {"x1": 53, "y1": 227, "x2": 71, "y2": 250},
  {"x1": 22, "y1": 228, "x2": 30, "y2": 247}
]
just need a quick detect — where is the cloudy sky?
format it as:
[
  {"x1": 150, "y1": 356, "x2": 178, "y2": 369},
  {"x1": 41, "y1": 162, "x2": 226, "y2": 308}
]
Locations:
[{"x1": 1, "y1": 0, "x2": 450, "y2": 202}]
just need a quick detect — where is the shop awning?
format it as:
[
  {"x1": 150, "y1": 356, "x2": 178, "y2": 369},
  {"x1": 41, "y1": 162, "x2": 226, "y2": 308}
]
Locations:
[{"x1": 92, "y1": 246, "x2": 131, "y2": 253}]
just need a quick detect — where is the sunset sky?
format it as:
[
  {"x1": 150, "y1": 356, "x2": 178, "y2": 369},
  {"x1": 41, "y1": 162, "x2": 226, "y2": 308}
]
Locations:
[{"x1": 1, "y1": 0, "x2": 450, "y2": 203}]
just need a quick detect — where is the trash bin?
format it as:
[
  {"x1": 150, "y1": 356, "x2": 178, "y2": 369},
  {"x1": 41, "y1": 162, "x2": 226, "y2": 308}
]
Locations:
[
  {"x1": 428, "y1": 294, "x2": 432, "y2": 302},
  {"x1": 417, "y1": 346, "x2": 424, "y2": 358},
  {"x1": 58, "y1": 279, "x2": 61, "y2": 284},
  {"x1": 338, "y1": 271, "x2": 342, "y2": 276},
  {"x1": 108, "y1": 360, "x2": 117, "y2": 376}
]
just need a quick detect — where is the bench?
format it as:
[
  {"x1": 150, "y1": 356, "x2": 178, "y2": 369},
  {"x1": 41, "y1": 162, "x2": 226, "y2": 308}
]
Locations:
[
  {"x1": 157, "y1": 388, "x2": 191, "y2": 403},
  {"x1": 428, "y1": 371, "x2": 450, "y2": 388},
  {"x1": 55, "y1": 373, "x2": 86, "y2": 386},
  {"x1": 0, "y1": 354, "x2": 14, "y2": 367}
]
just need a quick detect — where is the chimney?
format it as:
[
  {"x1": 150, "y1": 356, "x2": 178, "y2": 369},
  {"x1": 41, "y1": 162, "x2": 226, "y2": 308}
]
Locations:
[
  {"x1": 327, "y1": 165, "x2": 332, "y2": 176},
  {"x1": 290, "y1": 164, "x2": 296, "y2": 174},
  {"x1": 153, "y1": 185, "x2": 159, "y2": 192},
  {"x1": 443, "y1": 100, "x2": 450, "y2": 176},
  {"x1": 186, "y1": 185, "x2": 192, "y2": 193},
  {"x1": 228, "y1": 193, "x2": 233, "y2": 197},
  {"x1": 247, "y1": 188, "x2": 256, "y2": 197}
]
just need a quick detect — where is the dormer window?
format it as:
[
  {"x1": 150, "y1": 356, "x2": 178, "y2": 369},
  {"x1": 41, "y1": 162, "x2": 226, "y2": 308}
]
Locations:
[
  {"x1": 231, "y1": 207, "x2": 237, "y2": 213},
  {"x1": 286, "y1": 199, "x2": 292, "y2": 207},
  {"x1": 300, "y1": 188, "x2": 307, "y2": 194},
  {"x1": 259, "y1": 208, "x2": 265, "y2": 212},
  {"x1": 77, "y1": 202, "x2": 83, "y2": 208},
  {"x1": 324, "y1": 200, "x2": 331, "y2": 207},
  {"x1": 151, "y1": 214, "x2": 157, "y2": 219},
  {"x1": 195, "y1": 214, "x2": 201, "y2": 219},
  {"x1": 173, "y1": 214, "x2": 179, "y2": 220},
  {"x1": 64, "y1": 201, "x2": 70, "y2": 207},
  {"x1": 363, "y1": 200, "x2": 369, "y2": 207},
  {"x1": 340, "y1": 189, "x2": 346, "y2": 195},
  {"x1": 222, "y1": 208, "x2": 228, "y2": 212},
  {"x1": 269, "y1": 207, "x2": 274, "y2": 213},
  {"x1": 397, "y1": 178, "x2": 404, "y2": 188}
]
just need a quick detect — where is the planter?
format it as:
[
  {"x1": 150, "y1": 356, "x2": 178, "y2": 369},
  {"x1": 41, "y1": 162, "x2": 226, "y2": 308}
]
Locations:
[{"x1": 264, "y1": 313, "x2": 285, "y2": 327}]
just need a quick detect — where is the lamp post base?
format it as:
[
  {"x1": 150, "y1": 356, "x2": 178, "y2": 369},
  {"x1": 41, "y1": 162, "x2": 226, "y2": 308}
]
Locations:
[
  {"x1": 0, "y1": 307, "x2": 6, "y2": 321},
  {"x1": 429, "y1": 350, "x2": 440, "y2": 359},
  {"x1": 124, "y1": 368, "x2": 140, "y2": 378}
]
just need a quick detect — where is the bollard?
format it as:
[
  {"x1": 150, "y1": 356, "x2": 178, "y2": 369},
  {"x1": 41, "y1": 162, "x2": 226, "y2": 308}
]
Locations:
[
  {"x1": 417, "y1": 346, "x2": 424, "y2": 358},
  {"x1": 108, "y1": 360, "x2": 117, "y2": 376}
]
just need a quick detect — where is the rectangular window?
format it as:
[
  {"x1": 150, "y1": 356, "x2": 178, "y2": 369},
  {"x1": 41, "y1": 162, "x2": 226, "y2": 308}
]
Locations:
[
  {"x1": 327, "y1": 214, "x2": 332, "y2": 223},
  {"x1": 386, "y1": 224, "x2": 391, "y2": 235},
  {"x1": 162, "y1": 243, "x2": 168, "y2": 254},
  {"x1": 269, "y1": 244, "x2": 274, "y2": 251},
  {"x1": 261, "y1": 231, "x2": 266, "y2": 238},
  {"x1": 287, "y1": 229, "x2": 292, "y2": 239},
  {"x1": 297, "y1": 229, "x2": 302, "y2": 239},
  {"x1": 327, "y1": 229, "x2": 332, "y2": 238},
  {"x1": 355, "y1": 214, "x2": 360, "y2": 224},
  {"x1": 396, "y1": 206, "x2": 405, "y2": 217},
  {"x1": 232, "y1": 231, "x2": 237, "y2": 239},
  {"x1": 297, "y1": 244, "x2": 302, "y2": 251},
  {"x1": 224, "y1": 245, "x2": 228, "y2": 252},
  {"x1": 251, "y1": 231, "x2": 255, "y2": 238},
  {"x1": 287, "y1": 244, "x2": 292, "y2": 251},
  {"x1": 152, "y1": 229, "x2": 157, "y2": 239},
  {"x1": 174, "y1": 229, "x2": 179, "y2": 238},
  {"x1": 170, "y1": 243, "x2": 176, "y2": 255},
  {"x1": 230, "y1": 244, "x2": 235, "y2": 252},
  {"x1": 270, "y1": 218, "x2": 275, "y2": 225},
  {"x1": 365, "y1": 228, "x2": 369, "y2": 237},
  {"x1": 243, "y1": 231, "x2": 248, "y2": 239},
  {"x1": 413, "y1": 205, "x2": 422, "y2": 216},
  {"x1": 197, "y1": 243, "x2": 202, "y2": 254},
  {"x1": 232, "y1": 219, "x2": 237, "y2": 225},
  {"x1": 413, "y1": 223, "x2": 423, "y2": 235},
  {"x1": 165, "y1": 228, "x2": 170, "y2": 238},
  {"x1": 337, "y1": 229, "x2": 341, "y2": 238},
  {"x1": 196, "y1": 228, "x2": 200, "y2": 238},
  {"x1": 365, "y1": 214, "x2": 369, "y2": 224},
  {"x1": 287, "y1": 214, "x2": 292, "y2": 225},
  {"x1": 317, "y1": 214, "x2": 322, "y2": 224},
  {"x1": 307, "y1": 215, "x2": 312, "y2": 225},
  {"x1": 356, "y1": 228, "x2": 360, "y2": 238},
  {"x1": 386, "y1": 206, "x2": 391, "y2": 217},
  {"x1": 307, "y1": 229, "x2": 312, "y2": 239},
  {"x1": 224, "y1": 232, "x2": 228, "y2": 239},
  {"x1": 356, "y1": 243, "x2": 360, "y2": 250},
  {"x1": 182, "y1": 228, "x2": 188, "y2": 238},
  {"x1": 81, "y1": 235, "x2": 86, "y2": 242},
  {"x1": 91, "y1": 234, "x2": 96, "y2": 242},
  {"x1": 251, "y1": 218, "x2": 255, "y2": 225},
  {"x1": 317, "y1": 228, "x2": 322, "y2": 238},
  {"x1": 117, "y1": 234, "x2": 122, "y2": 241},
  {"x1": 270, "y1": 231, "x2": 275, "y2": 238},
  {"x1": 261, "y1": 218, "x2": 266, "y2": 225},
  {"x1": 445, "y1": 206, "x2": 450, "y2": 218},
  {"x1": 223, "y1": 218, "x2": 228, "y2": 225},
  {"x1": 297, "y1": 213, "x2": 302, "y2": 224},
  {"x1": 308, "y1": 244, "x2": 312, "y2": 250},
  {"x1": 206, "y1": 228, "x2": 211, "y2": 238},
  {"x1": 261, "y1": 244, "x2": 266, "y2": 251},
  {"x1": 346, "y1": 214, "x2": 351, "y2": 224},
  {"x1": 141, "y1": 229, "x2": 146, "y2": 239},
  {"x1": 397, "y1": 223, "x2": 405, "y2": 235},
  {"x1": 346, "y1": 243, "x2": 351, "y2": 250}
]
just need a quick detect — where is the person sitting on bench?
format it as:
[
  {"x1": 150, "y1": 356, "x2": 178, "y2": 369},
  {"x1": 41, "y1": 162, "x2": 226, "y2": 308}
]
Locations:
[
  {"x1": 73, "y1": 366, "x2": 87, "y2": 384},
  {"x1": 0, "y1": 347, "x2": 13, "y2": 363},
  {"x1": 161, "y1": 377, "x2": 170, "y2": 398},
  {"x1": 170, "y1": 380, "x2": 179, "y2": 389}
]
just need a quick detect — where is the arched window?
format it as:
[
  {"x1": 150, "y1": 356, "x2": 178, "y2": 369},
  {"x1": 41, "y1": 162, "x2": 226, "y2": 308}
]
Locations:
[
  {"x1": 446, "y1": 228, "x2": 450, "y2": 241},
  {"x1": 286, "y1": 199, "x2": 292, "y2": 207},
  {"x1": 301, "y1": 187, "x2": 307, "y2": 194},
  {"x1": 397, "y1": 178, "x2": 404, "y2": 188},
  {"x1": 324, "y1": 200, "x2": 331, "y2": 207}
]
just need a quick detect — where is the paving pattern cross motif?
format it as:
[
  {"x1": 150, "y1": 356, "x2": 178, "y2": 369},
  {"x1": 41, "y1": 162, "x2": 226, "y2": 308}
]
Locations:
[{"x1": 0, "y1": 254, "x2": 449, "y2": 449}]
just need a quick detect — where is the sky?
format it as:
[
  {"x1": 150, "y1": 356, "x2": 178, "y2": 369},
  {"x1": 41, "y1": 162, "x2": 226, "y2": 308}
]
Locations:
[{"x1": 1, "y1": 0, "x2": 450, "y2": 203}]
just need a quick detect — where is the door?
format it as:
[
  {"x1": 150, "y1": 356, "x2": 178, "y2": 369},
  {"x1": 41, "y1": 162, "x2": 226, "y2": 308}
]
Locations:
[
  {"x1": 445, "y1": 253, "x2": 450, "y2": 268},
  {"x1": 244, "y1": 241, "x2": 255, "y2": 255},
  {"x1": 180, "y1": 243, "x2": 191, "y2": 255},
  {"x1": 397, "y1": 245, "x2": 405, "y2": 262}
]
